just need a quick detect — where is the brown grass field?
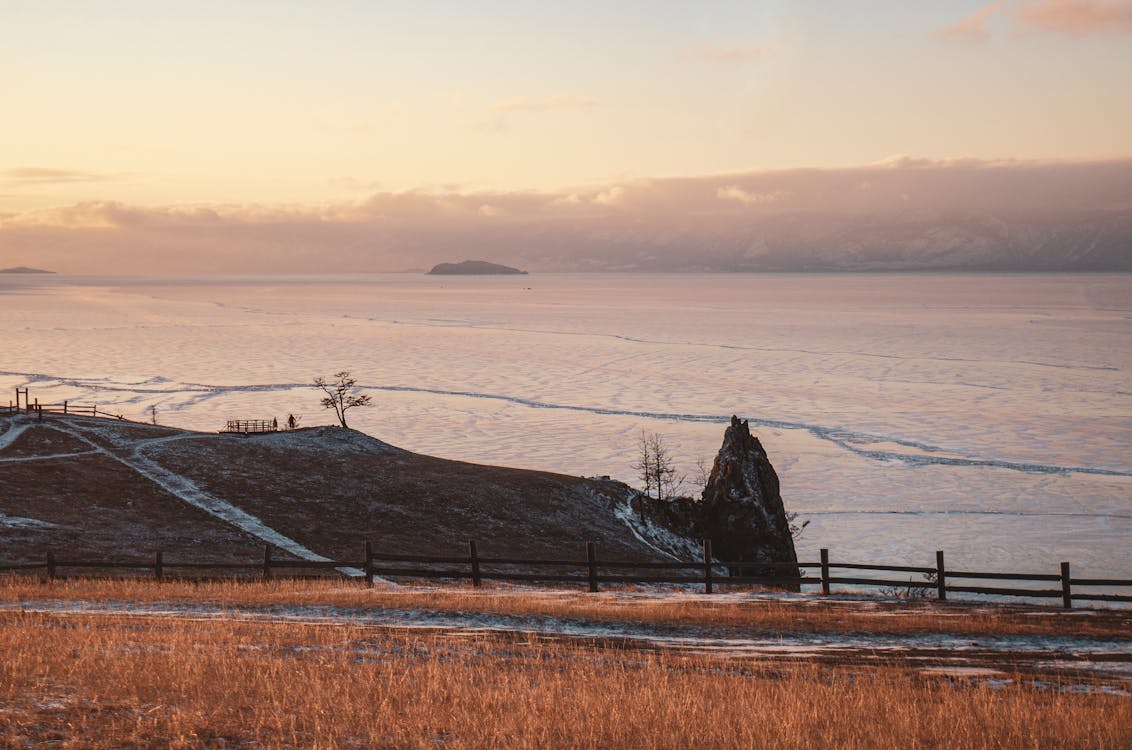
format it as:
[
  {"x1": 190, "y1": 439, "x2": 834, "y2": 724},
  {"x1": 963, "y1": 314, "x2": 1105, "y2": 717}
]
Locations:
[{"x1": 1, "y1": 578, "x2": 1130, "y2": 748}]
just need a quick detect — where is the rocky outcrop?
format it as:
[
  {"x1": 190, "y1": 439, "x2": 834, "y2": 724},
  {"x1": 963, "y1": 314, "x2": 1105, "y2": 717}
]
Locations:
[
  {"x1": 699, "y1": 416, "x2": 799, "y2": 584},
  {"x1": 631, "y1": 416, "x2": 800, "y2": 589}
]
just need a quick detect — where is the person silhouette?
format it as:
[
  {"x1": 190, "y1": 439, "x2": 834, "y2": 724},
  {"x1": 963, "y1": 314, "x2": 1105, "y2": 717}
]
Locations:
[{"x1": 287, "y1": 414, "x2": 296, "y2": 430}]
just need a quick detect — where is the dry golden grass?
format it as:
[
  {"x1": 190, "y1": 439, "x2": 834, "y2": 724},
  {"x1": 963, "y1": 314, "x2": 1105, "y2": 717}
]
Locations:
[
  {"x1": 1, "y1": 608, "x2": 1128, "y2": 749},
  {"x1": 3, "y1": 576, "x2": 1129, "y2": 639}
]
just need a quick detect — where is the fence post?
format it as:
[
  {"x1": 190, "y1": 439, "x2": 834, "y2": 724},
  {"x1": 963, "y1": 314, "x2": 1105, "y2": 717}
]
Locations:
[
  {"x1": 935, "y1": 550, "x2": 946, "y2": 601},
  {"x1": 702, "y1": 538, "x2": 714, "y2": 594},
  {"x1": 820, "y1": 548, "x2": 831, "y2": 595},
  {"x1": 262, "y1": 545, "x2": 272, "y2": 581},
  {"x1": 364, "y1": 539, "x2": 374, "y2": 588},
  {"x1": 468, "y1": 540, "x2": 482, "y2": 588},
  {"x1": 155, "y1": 550, "x2": 163, "y2": 581},
  {"x1": 586, "y1": 542, "x2": 598, "y2": 593},
  {"x1": 63, "y1": 400, "x2": 68, "y2": 415},
  {"x1": 46, "y1": 551, "x2": 56, "y2": 580},
  {"x1": 1061, "y1": 562, "x2": 1072, "y2": 609}
]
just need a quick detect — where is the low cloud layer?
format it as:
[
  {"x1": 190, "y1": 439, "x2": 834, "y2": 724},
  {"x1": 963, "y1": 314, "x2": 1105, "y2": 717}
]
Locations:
[
  {"x1": 935, "y1": 1, "x2": 1132, "y2": 43},
  {"x1": 934, "y1": 4, "x2": 1001, "y2": 44},
  {"x1": 2, "y1": 158, "x2": 1130, "y2": 274},
  {"x1": 2, "y1": 167, "x2": 114, "y2": 185},
  {"x1": 1018, "y1": 0, "x2": 1132, "y2": 36}
]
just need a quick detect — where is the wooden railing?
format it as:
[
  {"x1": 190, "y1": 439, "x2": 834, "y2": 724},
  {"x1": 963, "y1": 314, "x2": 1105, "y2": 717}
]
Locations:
[
  {"x1": 2, "y1": 541, "x2": 1129, "y2": 609},
  {"x1": 221, "y1": 419, "x2": 278, "y2": 434},
  {"x1": 3, "y1": 400, "x2": 277, "y2": 433},
  {"x1": 5, "y1": 399, "x2": 125, "y2": 420}
]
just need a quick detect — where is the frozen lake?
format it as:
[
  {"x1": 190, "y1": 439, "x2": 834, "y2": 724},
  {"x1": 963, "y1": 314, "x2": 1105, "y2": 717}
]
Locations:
[{"x1": 2, "y1": 272, "x2": 1129, "y2": 582}]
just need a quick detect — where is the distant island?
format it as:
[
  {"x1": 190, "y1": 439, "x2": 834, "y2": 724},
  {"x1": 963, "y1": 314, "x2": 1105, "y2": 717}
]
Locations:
[
  {"x1": 427, "y1": 260, "x2": 527, "y2": 275},
  {"x1": 0, "y1": 266, "x2": 54, "y2": 274}
]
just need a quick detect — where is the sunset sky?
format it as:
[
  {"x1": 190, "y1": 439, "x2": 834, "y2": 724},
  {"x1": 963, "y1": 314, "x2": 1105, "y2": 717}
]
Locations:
[{"x1": 2, "y1": 1, "x2": 1131, "y2": 272}]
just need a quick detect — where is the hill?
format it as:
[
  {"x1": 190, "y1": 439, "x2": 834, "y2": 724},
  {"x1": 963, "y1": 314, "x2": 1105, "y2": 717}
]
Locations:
[
  {"x1": 0, "y1": 412, "x2": 670, "y2": 568},
  {"x1": 427, "y1": 260, "x2": 527, "y2": 275},
  {"x1": 0, "y1": 266, "x2": 54, "y2": 274}
]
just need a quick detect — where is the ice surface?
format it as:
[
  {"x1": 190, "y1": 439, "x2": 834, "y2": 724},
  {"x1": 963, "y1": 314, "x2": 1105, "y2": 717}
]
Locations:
[{"x1": 1, "y1": 273, "x2": 1128, "y2": 581}]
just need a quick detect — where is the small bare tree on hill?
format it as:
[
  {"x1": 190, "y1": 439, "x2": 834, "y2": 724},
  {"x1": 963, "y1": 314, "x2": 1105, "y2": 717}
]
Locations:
[
  {"x1": 634, "y1": 430, "x2": 685, "y2": 501},
  {"x1": 314, "y1": 371, "x2": 371, "y2": 428}
]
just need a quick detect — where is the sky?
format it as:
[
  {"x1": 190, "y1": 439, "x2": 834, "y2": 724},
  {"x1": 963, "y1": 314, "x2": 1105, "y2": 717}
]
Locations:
[{"x1": 2, "y1": 1, "x2": 1131, "y2": 273}]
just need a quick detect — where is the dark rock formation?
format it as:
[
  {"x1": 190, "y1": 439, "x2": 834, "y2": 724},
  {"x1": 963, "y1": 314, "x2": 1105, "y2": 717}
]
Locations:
[
  {"x1": 699, "y1": 416, "x2": 799, "y2": 585},
  {"x1": 632, "y1": 416, "x2": 800, "y2": 589},
  {"x1": 428, "y1": 260, "x2": 527, "y2": 275}
]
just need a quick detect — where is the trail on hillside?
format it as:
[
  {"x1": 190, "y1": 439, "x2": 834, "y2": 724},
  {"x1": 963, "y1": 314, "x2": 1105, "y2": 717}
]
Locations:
[{"x1": 0, "y1": 418, "x2": 31, "y2": 451}]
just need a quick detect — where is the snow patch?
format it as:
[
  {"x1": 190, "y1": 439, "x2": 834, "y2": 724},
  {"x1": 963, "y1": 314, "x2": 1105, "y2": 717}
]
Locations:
[
  {"x1": 613, "y1": 489, "x2": 707, "y2": 563},
  {"x1": 244, "y1": 427, "x2": 404, "y2": 455},
  {"x1": 0, "y1": 512, "x2": 59, "y2": 529},
  {"x1": 0, "y1": 418, "x2": 31, "y2": 451}
]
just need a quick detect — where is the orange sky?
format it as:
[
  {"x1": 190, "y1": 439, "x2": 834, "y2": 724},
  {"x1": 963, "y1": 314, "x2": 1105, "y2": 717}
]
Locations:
[{"x1": 2, "y1": 1, "x2": 1130, "y2": 272}]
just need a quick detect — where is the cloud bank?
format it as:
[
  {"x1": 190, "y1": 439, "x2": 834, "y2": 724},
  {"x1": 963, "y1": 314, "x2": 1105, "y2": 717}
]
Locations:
[
  {"x1": 933, "y1": 4, "x2": 1001, "y2": 44},
  {"x1": 2, "y1": 158, "x2": 1130, "y2": 274},
  {"x1": 934, "y1": 1, "x2": 1132, "y2": 42},
  {"x1": 2, "y1": 167, "x2": 115, "y2": 185},
  {"x1": 1017, "y1": 0, "x2": 1132, "y2": 36}
]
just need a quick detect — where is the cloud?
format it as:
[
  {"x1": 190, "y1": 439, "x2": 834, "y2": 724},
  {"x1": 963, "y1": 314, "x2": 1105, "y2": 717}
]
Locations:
[
  {"x1": 493, "y1": 93, "x2": 596, "y2": 114},
  {"x1": 678, "y1": 45, "x2": 765, "y2": 63},
  {"x1": 1015, "y1": 0, "x2": 1132, "y2": 36},
  {"x1": 2, "y1": 167, "x2": 115, "y2": 185},
  {"x1": 933, "y1": 4, "x2": 1001, "y2": 43},
  {"x1": 3, "y1": 158, "x2": 1131, "y2": 274},
  {"x1": 936, "y1": 1, "x2": 1132, "y2": 42},
  {"x1": 591, "y1": 186, "x2": 626, "y2": 206},
  {"x1": 716, "y1": 186, "x2": 787, "y2": 205}
]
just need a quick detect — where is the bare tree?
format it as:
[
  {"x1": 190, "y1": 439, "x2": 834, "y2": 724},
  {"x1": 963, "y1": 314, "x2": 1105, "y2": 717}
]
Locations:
[
  {"x1": 313, "y1": 371, "x2": 372, "y2": 428},
  {"x1": 634, "y1": 430, "x2": 685, "y2": 501},
  {"x1": 694, "y1": 457, "x2": 712, "y2": 489},
  {"x1": 787, "y1": 512, "x2": 810, "y2": 541}
]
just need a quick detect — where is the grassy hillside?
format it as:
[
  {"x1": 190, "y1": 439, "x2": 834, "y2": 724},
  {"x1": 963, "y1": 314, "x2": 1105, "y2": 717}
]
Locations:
[{"x1": 0, "y1": 412, "x2": 656, "y2": 567}]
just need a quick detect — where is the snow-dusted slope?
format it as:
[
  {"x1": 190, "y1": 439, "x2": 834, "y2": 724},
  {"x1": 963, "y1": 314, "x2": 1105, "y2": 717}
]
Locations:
[{"x1": 0, "y1": 413, "x2": 687, "y2": 572}]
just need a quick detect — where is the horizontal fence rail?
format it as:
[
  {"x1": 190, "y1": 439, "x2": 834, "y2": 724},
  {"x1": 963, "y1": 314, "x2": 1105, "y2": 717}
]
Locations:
[
  {"x1": 5, "y1": 397, "x2": 125, "y2": 420},
  {"x1": 221, "y1": 419, "x2": 278, "y2": 434},
  {"x1": 2, "y1": 542, "x2": 1129, "y2": 609},
  {"x1": 5, "y1": 398, "x2": 286, "y2": 432}
]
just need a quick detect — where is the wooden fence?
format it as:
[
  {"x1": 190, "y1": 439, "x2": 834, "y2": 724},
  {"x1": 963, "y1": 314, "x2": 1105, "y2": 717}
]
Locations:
[
  {"x1": 5, "y1": 398, "x2": 125, "y2": 420},
  {"x1": 2, "y1": 541, "x2": 1129, "y2": 609},
  {"x1": 5, "y1": 393, "x2": 275, "y2": 432},
  {"x1": 221, "y1": 419, "x2": 278, "y2": 434}
]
